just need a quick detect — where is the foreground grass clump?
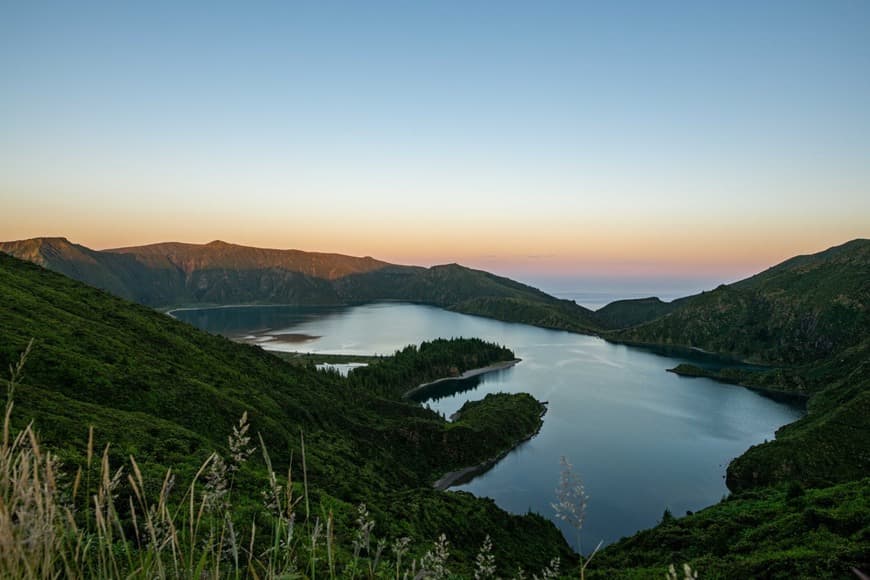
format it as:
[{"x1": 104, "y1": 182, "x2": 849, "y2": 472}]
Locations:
[{"x1": 0, "y1": 342, "x2": 573, "y2": 579}]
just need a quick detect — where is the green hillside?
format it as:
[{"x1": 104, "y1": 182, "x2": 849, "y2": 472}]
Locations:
[
  {"x1": 612, "y1": 239, "x2": 870, "y2": 363},
  {"x1": 593, "y1": 296, "x2": 685, "y2": 330},
  {"x1": 593, "y1": 478, "x2": 870, "y2": 579},
  {"x1": 725, "y1": 338, "x2": 870, "y2": 491},
  {"x1": 0, "y1": 252, "x2": 571, "y2": 574}
]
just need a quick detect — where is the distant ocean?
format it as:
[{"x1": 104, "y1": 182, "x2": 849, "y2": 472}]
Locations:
[
  {"x1": 548, "y1": 290, "x2": 688, "y2": 311},
  {"x1": 531, "y1": 278, "x2": 724, "y2": 311}
]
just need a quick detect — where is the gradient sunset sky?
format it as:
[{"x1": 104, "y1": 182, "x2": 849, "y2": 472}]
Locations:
[{"x1": 2, "y1": 1, "x2": 868, "y2": 295}]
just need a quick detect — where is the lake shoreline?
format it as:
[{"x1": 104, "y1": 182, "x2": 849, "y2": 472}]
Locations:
[
  {"x1": 433, "y1": 403, "x2": 548, "y2": 491},
  {"x1": 667, "y1": 364, "x2": 810, "y2": 404},
  {"x1": 402, "y1": 359, "x2": 521, "y2": 400}
]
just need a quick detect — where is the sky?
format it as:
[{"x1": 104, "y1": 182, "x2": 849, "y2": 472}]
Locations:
[{"x1": 1, "y1": 1, "x2": 868, "y2": 295}]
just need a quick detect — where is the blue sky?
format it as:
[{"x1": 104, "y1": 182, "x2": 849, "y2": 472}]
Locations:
[{"x1": 2, "y1": 1, "x2": 868, "y2": 293}]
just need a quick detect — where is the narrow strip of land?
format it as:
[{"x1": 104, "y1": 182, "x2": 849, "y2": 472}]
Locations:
[{"x1": 402, "y1": 358, "x2": 521, "y2": 400}]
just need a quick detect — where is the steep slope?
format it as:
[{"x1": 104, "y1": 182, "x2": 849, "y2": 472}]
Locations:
[
  {"x1": 0, "y1": 252, "x2": 571, "y2": 571},
  {"x1": 0, "y1": 237, "x2": 600, "y2": 332},
  {"x1": 725, "y1": 338, "x2": 870, "y2": 491},
  {"x1": 0, "y1": 237, "x2": 145, "y2": 301},
  {"x1": 612, "y1": 239, "x2": 870, "y2": 364}
]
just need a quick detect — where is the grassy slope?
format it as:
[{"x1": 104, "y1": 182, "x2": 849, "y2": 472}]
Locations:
[
  {"x1": 0, "y1": 253, "x2": 571, "y2": 572},
  {"x1": 592, "y1": 478, "x2": 870, "y2": 579},
  {"x1": 725, "y1": 339, "x2": 870, "y2": 491},
  {"x1": 612, "y1": 239, "x2": 869, "y2": 364}
]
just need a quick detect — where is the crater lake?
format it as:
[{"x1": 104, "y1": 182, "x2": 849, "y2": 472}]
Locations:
[{"x1": 172, "y1": 302, "x2": 804, "y2": 551}]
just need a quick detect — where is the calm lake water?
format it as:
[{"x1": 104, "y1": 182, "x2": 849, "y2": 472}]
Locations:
[{"x1": 172, "y1": 303, "x2": 804, "y2": 551}]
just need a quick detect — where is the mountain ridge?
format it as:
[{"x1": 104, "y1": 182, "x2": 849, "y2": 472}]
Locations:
[{"x1": 0, "y1": 236, "x2": 601, "y2": 332}]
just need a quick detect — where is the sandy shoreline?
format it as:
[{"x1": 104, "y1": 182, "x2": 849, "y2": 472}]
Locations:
[
  {"x1": 262, "y1": 333, "x2": 321, "y2": 344},
  {"x1": 402, "y1": 358, "x2": 521, "y2": 400}
]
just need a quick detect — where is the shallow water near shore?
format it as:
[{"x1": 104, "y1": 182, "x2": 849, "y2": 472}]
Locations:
[{"x1": 173, "y1": 302, "x2": 804, "y2": 552}]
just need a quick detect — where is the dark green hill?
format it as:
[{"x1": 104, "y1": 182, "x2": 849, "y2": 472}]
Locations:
[
  {"x1": 0, "y1": 252, "x2": 571, "y2": 572},
  {"x1": 612, "y1": 239, "x2": 870, "y2": 364},
  {"x1": 592, "y1": 477, "x2": 870, "y2": 578},
  {"x1": 0, "y1": 237, "x2": 600, "y2": 332},
  {"x1": 593, "y1": 296, "x2": 686, "y2": 330},
  {"x1": 724, "y1": 338, "x2": 870, "y2": 491}
]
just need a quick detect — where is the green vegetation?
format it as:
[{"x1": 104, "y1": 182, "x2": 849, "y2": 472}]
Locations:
[
  {"x1": 450, "y1": 295, "x2": 599, "y2": 333},
  {"x1": 664, "y1": 338, "x2": 870, "y2": 493},
  {"x1": 592, "y1": 479, "x2": 870, "y2": 579},
  {"x1": 0, "y1": 359, "x2": 565, "y2": 578},
  {"x1": 611, "y1": 239, "x2": 869, "y2": 364},
  {"x1": 345, "y1": 338, "x2": 515, "y2": 400},
  {"x1": 666, "y1": 364, "x2": 812, "y2": 398},
  {"x1": 726, "y1": 338, "x2": 870, "y2": 492},
  {"x1": 593, "y1": 297, "x2": 684, "y2": 330},
  {"x1": 451, "y1": 393, "x2": 545, "y2": 452},
  {"x1": 0, "y1": 252, "x2": 571, "y2": 574}
]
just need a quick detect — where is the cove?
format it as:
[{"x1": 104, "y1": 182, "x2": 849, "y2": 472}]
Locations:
[{"x1": 172, "y1": 302, "x2": 804, "y2": 551}]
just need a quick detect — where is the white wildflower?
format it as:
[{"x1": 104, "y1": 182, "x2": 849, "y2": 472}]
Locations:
[
  {"x1": 393, "y1": 536, "x2": 412, "y2": 577},
  {"x1": 419, "y1": 533, "x2": 450, "y2": 579},
  {"x1": 352, "y1": 502, "x2": 375, "y2": 557},
  {"x1": 474, "y1": 535, "x2": 496, "y2": 580},
  {"x1": 533, "y1": 556, "x2": 560, "y2": 580},
  {"x1": 552, "y1": 456, "x2": 588, "y2": 534},
  {"x1": 667, "y1": 563, "x2": 699, "y2": 580},
  {"x1": 203, "y1": 453, "x2": 229, "y2": 512},
  {"x1": 393, "y1": 536, "x2": 412, "y2": 559},
  {"x1": 228, "y1": 411, "x2": 255, "y2": 471},
  {"x1": 311, "y1": 517, "x2": 323, "y2": 549}
]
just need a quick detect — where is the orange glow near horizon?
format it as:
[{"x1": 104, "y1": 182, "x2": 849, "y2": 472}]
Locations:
[{"x1": 2, "y1": 200, "x2": 865, "y2": 286}]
